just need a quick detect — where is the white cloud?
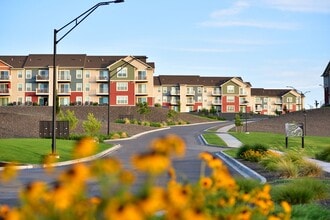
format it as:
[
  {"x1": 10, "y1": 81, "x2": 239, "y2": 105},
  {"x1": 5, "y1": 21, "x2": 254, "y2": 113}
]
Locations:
[
  {"x1": 262, "y1": 0, "x2": 330, "y2": 13},
  {"x1": 199, "y1": 20, "x2": 299, "y2": 30},
  {"x1": 211, "y1": 1, "x2": 249, "y2": 18}
]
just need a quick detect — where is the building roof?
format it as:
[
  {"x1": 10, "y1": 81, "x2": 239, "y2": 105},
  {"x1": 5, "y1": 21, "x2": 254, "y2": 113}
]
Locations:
[
  {"x1": 321, "y1": 61, "x2": 330, "y2": 77},
  {"x1": 153, "y1": 75, "x2": 235, "y2": 86},
  {"x1": 251, "y1": 88, "x2": 291, "y2": 96},
  {"x1": 0, "y1": 54, "x2": 154, "y2": 69}
]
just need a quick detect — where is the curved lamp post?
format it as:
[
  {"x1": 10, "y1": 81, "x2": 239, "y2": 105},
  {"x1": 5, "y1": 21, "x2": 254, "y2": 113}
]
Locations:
[{"x1": 52, "y1": 0, "x2": 124, "y2": 155}]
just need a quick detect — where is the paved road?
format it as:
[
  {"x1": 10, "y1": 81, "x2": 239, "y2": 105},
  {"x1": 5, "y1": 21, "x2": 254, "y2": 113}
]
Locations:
[{"x1": 0, "y1": 121, "x2": 242, "y2": 206}]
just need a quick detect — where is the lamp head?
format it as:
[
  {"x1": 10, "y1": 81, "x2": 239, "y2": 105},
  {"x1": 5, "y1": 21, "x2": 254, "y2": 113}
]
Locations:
[{"x1": 114, "y1": 0, "x2": 124, "y2": 3}]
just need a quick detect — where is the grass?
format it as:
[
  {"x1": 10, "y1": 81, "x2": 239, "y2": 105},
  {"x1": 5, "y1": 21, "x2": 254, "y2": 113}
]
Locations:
[
  {"x1": 202, "y1": 132, "x2": 227, "y2": 147},
  {"x1": 0, "y1": 138, "x2": 112, "y2": 164},
  {"x1": 229, "y1": 132, "x2": 330, "y2": 158}
]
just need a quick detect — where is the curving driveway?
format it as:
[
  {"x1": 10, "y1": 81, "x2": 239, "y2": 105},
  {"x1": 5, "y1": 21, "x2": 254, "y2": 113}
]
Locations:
[{"x1": 0, "y1": 121, "x2": 243, "y2": 206}]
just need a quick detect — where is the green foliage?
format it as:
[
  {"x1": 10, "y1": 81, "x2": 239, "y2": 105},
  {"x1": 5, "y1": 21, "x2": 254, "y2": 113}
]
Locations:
[
  {"x1": 82, "y1": 113, "x2": 101, "y2": 137},
  {"x1": 235, "y1": 178, "x2": 263, "y2": 193},
  {"x1": 236, "y1": 143, "x2": 268, "y2": 159},
  {"x1": 291, "y1": 204, "x2": 330, "y2": 219},
  {"x1": 57, "y1": 109, "x2": 79, "y2": 131},
  {"x1": 136, "y1": 102, "x2": 151, "y2": 120},
  {"x1": 234, "y1": 114, "x2": 243, "y2": 132},
  {"x1": 154, "y1": 103, "x2": 161, "y2": 107},
  {"x1": 315, "y1": 146, "x2": 330, "y2": 162},
  {"x1": 167, "y1": 109, "x2": 178, "y2": 121},
  {"x1": 271, "y1": 178, "x2": 329, "y2": 205}
]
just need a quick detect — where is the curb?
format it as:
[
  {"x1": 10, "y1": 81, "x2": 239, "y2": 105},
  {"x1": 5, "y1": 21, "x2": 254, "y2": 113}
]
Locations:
[{"x1": 199, "y1": 134, "x2": 267, "y2": 183}]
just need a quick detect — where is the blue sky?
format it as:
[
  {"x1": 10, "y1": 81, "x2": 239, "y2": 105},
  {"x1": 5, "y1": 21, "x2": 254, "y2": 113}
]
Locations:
[{"x1": 1, "y1": 0, "x2": 329, "y2": 108}]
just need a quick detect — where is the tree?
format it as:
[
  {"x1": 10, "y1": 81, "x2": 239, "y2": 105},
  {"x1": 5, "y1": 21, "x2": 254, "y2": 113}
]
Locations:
[
  {"x1": 234, "y1": 114, "x2": 243, "y2": 132},
  {"x1": 58, "y1": 109, "x2": 79, "y2": 131},
  {"x1": 82, "y1": 113, "x2": 101, "y2": 137},
  {"x1": 167, "y1": 109, "x2": 178, "y2": 122},
  {"x1": 136, "y1": 102, "x2": 151, "y2": 121}
]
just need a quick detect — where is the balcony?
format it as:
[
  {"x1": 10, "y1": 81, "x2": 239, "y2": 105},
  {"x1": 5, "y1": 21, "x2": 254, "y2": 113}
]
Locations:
[
  {"x1": 36, "y1": 88, "x2": 49, "y2": 95},
  {"x1": 212, "y1": 100, "x2": 222, "y2": 105},
  {"x1": 0, "y1": 75, "x2": 10, "y2": 81},
  {"x1": 58, "y1": 75, "x2": 71, "y2": 82},
  {"x1": 36, "y1": 75, "x2": 49, "y2": 81},
  {"x1": 170, "y1": 99, "x2": 179, "y2": 105},
  {"x1": 57, "y1": 88, "x2": 71, "y2": 95},
  {"x1": 135, "y1": 75, "x2": 148, "y2": 82},
  {"x1": 96, "y1": 76, "x2": 108, "y2": 82},
  {"x1": 136, "y1": 89, "x2": 148, "y2": 95},
  {"x1": 170, "y1": 90, "x2": 180, "y2": 95},
  {"x1": 0, "y1": 88, "x2": 9, "y2": 95},
  {"x1": 212, "y1": 90, "x2": 221, "y2": 96},
  {"x1": 186, "y1": 99, "x2": 195, "y2": 105},
  {"x1": 186, "y1": 90, "x2": 195, "y2": 96},
  {"x1": 96, "y1": 88, "x2": 108, "y2": 95}
]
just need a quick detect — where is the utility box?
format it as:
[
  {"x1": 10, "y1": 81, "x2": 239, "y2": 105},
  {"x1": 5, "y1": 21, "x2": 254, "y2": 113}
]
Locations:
[{"x1": 39, "y1": 121, "x2": 69, "y2": 138}]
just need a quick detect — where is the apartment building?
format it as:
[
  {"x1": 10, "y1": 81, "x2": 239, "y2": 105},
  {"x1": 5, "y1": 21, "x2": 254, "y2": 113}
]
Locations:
[
  {"x1": 0, "y1": 54, "x2": 155, "y2": 107},
  {"x1": 153, "y1": 75, "x2": 252, "y2": 113},
  {"x1": 0, "y1": 54, "x2": 304, "y2": 115},
  {"x1": 321, "y1": 61, "x2": 330, "y2": 106},
  {"x1": 251, "y1": 88, "x2": 303, "y2": 115}
]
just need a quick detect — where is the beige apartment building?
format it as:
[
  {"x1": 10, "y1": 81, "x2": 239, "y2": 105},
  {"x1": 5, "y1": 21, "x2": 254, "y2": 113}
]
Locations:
[{"x1": 0, "y1": 54, "x2": 304, "y2": 115}]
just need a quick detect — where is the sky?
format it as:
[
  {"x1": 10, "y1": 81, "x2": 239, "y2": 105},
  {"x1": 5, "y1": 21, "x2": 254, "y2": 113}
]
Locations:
[{"x1": 1, "y1": 0, "x2": 329, "y2": 109}]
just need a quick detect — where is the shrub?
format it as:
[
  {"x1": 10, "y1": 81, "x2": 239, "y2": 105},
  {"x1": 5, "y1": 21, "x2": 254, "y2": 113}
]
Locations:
[
  {"x1": 236, "y1": 144, "x2": 268, "y2": 160},
  {"x1": 315, "y1": 146, "x2": 330, "y2": 162},
  {"x1": 82, "y1": 113, "x2": 101, "y2": 137},
  {"x1": 291, "y1": 204, "x2": 330, "y2": 220},
  {"x1": 235, "y1": 178, "x2": 263, "y2": 193},
  {"x1": 242, "y1": 149, "x2": 264, "y2": 162},
  {"x1": 271, "y1": 178, "x2": 328, "y2": 205}
]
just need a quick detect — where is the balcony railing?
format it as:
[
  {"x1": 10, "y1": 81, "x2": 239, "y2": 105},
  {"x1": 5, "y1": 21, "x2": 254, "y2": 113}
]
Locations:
[
  {"x1": 136, "y1": 76, "x2": 147, "y2": 81},
  {"x1": 0, "y1": 75, "x2": 10, "y2": 81},
  {"x1": 36, "y1": 88, "x2": 49, "y2": 95},
  {"x1": 96, "y1": 76, "x2": 108, "y2": 82},
  {"x1": 212, "y1": 90, "x2": 221, "y2": 96},
  {"x1": 186, "y1": 90, "x2": 195, "y2": 96},
  {"x1": 212, "y1": 100, "x2": 222, "y2": 105},
  {"x1": 0, "y1": 88, "x2": 9, "y2": 95},
  {"x1": 170, "y1": 90, "x2": 180, "y2": 95},
  {"x1": 58, "y1": 75, "x2": 71, "y2": 81},
  {"x1": 136, "y1": 89, "x2": 147, "y2": 95},
  {"x1": 96, "y1": 88, "x2": 109, "y2": 95},
  {"x1": 57, "y1": 88, "x2": 71, "y2": 95},
  {"x1": 36, "y1": 75, "x2": 49, "y2": 81}
]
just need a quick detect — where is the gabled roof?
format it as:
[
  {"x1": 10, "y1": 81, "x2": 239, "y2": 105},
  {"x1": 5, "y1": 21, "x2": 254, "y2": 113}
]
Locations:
[
  {"x1": 251, "y1": 88, "x2": 291, "y2": 97},
  {"x1": 153, "y1": 75, "x2": 238, "y2": 86},
  {"x1": 321, "y1": 61, "x2": 330, "y2": 77},
  {"x1": 0, "y1": 54, "x2": 154, "y2": 69},
  {"x1": 0, "y1": 56, "x2": 27, "y2": 68}
]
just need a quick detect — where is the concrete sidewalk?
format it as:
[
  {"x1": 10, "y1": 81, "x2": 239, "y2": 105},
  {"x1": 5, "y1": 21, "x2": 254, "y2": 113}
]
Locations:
[{"x1": 216, "y1": 124, "x2": 330, "y2": 174}]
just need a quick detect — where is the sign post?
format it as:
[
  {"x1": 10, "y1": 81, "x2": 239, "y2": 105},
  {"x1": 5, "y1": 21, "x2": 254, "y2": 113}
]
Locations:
[{"x1": 285, "y1": 122, "x2": 304, "y2": 148}]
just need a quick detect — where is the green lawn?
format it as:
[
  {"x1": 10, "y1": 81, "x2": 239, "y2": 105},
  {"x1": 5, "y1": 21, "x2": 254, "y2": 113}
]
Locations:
[
  {"x1": 202, "y1": 132, "x2": 227, "y2": 147},
  {"x1": 0, "y1": 138, "x2": 113, "y2": 164},
  {"x1": 229, "y1": 132, "x2": 330, "y2": 158}
]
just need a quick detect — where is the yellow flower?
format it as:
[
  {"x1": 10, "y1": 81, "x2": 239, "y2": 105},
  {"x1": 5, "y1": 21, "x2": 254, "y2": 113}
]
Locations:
[
  {"x1": 167, "y1": 183, "x2": 192, "y2": 209},
  {"x1": 73, "y1": 137, "x2": 98, "y2": 159},
  {"x1": 0, "y1": 163, "x2": 17, "y2": 182},
  {"x1": 281, "y1": 201, "x2": 291, "y2": 214},
  {"x1": 19, "y1": 181, "x2": 48, "y2": 205},
  {"x1": 42, "y1": 154, "x2": 59, "y2": 173},
  {"x1": 183, "y1": 207, "x2": 210, "y2": 220},
  {"x1": 119, "y1": 170, "x2": 135, "y2": 185},
  {"x1": 50, "y1": 183, "x2": 73, "y2": 210},
  {"x1": 3, "y1": 208, "x2": 20, "y2": 220},
  {"x1": 236, "y1": 208, "x2": 252, "y2": 220},
  {"x1": 91, "y1": 157, "x2": 122, "y2": 176},
  {"x1": 131, "y1": 152, "x2": 170, "y2": 175},
  {"x1": 150, "y1": 134, "x2": 186, "y2": 157},
  {"x1": 105, "y1": 201, "x2": 144, "y2": 220},
  {"x1": 60, "y1": 163, "x2": 91, "y2": 185},
  {"x1": 138, "y1": 187, "x2": 166, "y2": 215},
  {"x1": 199, "y1": 177, "x2": 213, "y2": 189},
  {"x1": 199, "y1": 152, "x2": 213, "y2": 162}
]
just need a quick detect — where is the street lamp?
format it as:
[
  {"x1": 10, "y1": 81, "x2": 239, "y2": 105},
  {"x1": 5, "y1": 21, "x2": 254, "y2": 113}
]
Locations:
[
  {"x1": 51, "y1": 0, "x2": 124, "y2": 155},
  {"x1": 244, "y1": 100, "x2": 249, "y2": 133}
]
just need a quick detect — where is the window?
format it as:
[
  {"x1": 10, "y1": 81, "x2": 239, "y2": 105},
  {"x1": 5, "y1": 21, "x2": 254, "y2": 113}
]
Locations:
[
  {"x1": 76, "y1": 83, "x2": 82, "y2": 92},
  {"x1": 197, "y1": 96, "x2": 202, "y2": 102},
  {"x1": 25, "y1": 83, "x2": 32, "y2": 91},
  {"x1": 85, "y1": 70, "x2": 90, "y2": 78},
  {"x1": 287, "y1": 97, "x2": 293, "y2": 103},
  {"x1": 99, "y1": 83, "x2": 108, "y2": 93},
  {"x1": 0, "y1": 71, "x2": 9, "y2": 80},
  {"x1": 17, "y1": 83, "x2": 23, "y2": 92},
  {"x1": 117, "y1": 82, "x2": 128, "y2": 91},
  {"x1": 85, "y1": 83, "x2": 90, "y2": 92},
  {"x1": 116, "y1": 96, "x2": 128, "y2": 104},
  {"x1": 162, "y1": 96, "x2": 168, "y2": 102},
  {"x1": 99, "y1": 70, "x2": 108, "y2": 80},
  {"x1": 197, "y1": 87, "x2": 202, "y2": 93},
  {"x1": 117, "y1": 67, "x2": 127, "y2": 78},
  {"x1": 59, "y1": 70, "x2": 71, "y2": 80},
  {"x1": 227, "y1": 85, "x2": 235, "y2": 93},
  {"x1": 99, "y1": 97, "x2": 108, "y2": 105},
  {"x1": 137, "y1": 70, "x2": 147, "y2": 80},
  {"x1": 76, "y1": 70, "x2": 83, "y2": 79},
  {"x1": 76, "y1": 96, "x2": 82, "y2": 104},
  {"x1": 227, "y1": 105, "x2": 235, "y2": 112},
  {"x1": 137, "y1": 84, "x2": 147, "y2": 93},
  {"x1": 59, "y1": 97, "x2": 70, "y2": 106},
  {"x1": 162, "y1": 87, "x2": 167, "y2": 94},
  {"x1": 264, "y1": 97, "x2": 268, "y2": 103},
  {"x1": 25, "y1": 70, "x2": 32, "y2": 79},
  {"x1": 137, "y1": 97, "x2": 147, "y2": 103},
  {"x1": 226, "y1": 96, "x2": 235, "y2": 102},
  {"x1": 25, "y1": 96, "x2": 32, "y2": 103},
  {"x1": 17, "y1": 70, "x2": 23, "y2": 78},
  {"x1": 17, "y1": 97, "x2": 23, "y2": 104},
  {"x1": 59, "y1": 84, "x2": 70, "y2": 93}
]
